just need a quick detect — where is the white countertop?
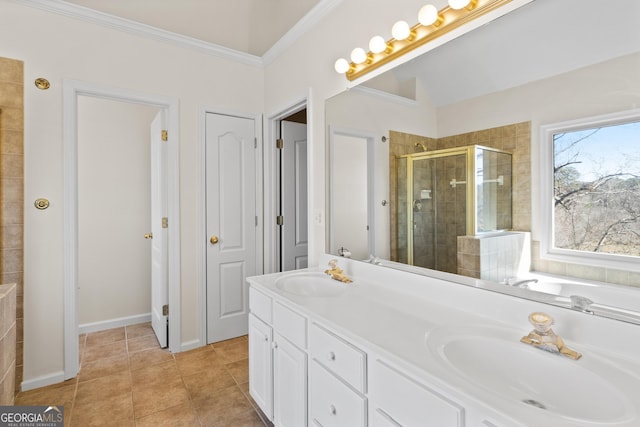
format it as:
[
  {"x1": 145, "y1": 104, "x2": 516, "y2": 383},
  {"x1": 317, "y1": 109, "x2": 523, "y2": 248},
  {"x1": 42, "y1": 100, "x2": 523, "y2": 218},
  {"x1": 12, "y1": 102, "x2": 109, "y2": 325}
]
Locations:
[{"x1": 247, "y1": 255, "x2": 640, "y2": 426}]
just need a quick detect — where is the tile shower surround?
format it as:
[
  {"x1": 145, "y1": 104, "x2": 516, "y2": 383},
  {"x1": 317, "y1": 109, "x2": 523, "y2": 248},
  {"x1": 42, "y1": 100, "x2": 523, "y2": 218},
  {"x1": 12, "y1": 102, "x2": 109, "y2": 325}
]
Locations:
[
  {"x1": 390, "y1": 123, "x2": 639, "y2": 287},
  {"x1": 390, "y1": 123, "x2": 530, "y2": 276},
  {"x1": 0, "y1": 56, "x2": 24, "y2": 399},
  {"x1": 0, "y1": 283, "x2": 16, "y2": 405}
]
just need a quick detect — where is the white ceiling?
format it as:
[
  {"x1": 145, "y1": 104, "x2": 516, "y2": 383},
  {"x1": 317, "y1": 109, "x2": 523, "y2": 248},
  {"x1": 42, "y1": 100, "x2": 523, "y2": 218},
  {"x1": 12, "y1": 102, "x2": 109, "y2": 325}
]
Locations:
[
  {"x1": 367, "y1": 0, "x2": 640, "y2": 107},
  {"x1": 62, "y1": 0, "x2": 323, "y2": 57}
]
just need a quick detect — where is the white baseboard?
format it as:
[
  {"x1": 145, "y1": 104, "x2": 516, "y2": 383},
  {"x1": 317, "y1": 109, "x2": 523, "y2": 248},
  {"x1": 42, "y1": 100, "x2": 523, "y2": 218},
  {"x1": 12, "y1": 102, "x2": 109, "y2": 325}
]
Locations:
[
  {"x1": 79, "y1": 313, "x2": 151, "y2": 334},
  {"x1": 21, "y1": 370, "x2": 65, "y2": 392},
  {"x1": 180, "y1": 339, "x2": 204, "y2": 353}
]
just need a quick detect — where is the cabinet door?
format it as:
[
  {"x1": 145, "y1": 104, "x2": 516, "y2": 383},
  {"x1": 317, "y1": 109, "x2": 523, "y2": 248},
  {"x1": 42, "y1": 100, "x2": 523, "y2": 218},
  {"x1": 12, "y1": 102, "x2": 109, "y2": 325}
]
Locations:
[
  {"x1": 249, "y1": 314, "x2": 273, "y2": 420},
  {"x1": 369, "y1": 360, "x2": 464, "y2": 427},
  {"x1": 371, "y1": 408, "x2": 403, "y2": 427},
  {"x1": 310, "y1": 361, "x2": 367, "y2": 427},
  {"x1": 273, "y1": 332, "x2": 308, "y2": 427}
]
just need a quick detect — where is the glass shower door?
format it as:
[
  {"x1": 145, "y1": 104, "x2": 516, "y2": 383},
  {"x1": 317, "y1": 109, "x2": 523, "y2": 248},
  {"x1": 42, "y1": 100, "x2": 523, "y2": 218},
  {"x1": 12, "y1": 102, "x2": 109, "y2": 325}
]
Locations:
[{"x1": 405, "y1": 152, "x2": 467, "y2": 273}]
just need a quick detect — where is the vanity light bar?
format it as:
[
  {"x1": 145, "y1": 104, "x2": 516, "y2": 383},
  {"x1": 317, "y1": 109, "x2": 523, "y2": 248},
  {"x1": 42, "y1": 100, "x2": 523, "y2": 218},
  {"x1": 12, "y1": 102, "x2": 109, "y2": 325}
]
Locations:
[{"x1": 335, "y1": 0, "x2": 513, "y2": 81}]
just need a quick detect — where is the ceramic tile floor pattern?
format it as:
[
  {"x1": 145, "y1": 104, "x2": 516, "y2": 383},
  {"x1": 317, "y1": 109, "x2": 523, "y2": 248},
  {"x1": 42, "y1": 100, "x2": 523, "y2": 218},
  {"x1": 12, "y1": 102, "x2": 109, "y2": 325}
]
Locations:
[{"x1": 15, "y1": 323, "x2": 272, "y2": 427}]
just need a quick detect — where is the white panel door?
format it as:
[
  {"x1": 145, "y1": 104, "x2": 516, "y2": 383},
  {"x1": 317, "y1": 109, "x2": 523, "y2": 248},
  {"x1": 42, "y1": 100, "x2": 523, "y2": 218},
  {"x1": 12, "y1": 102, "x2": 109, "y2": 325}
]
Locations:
[
  {"x1": 150, "y1": 111, "x2": 168, "y2": 348},
  {"x1": 280, "y1": 121, "x2": 308, "y2": 271},
  {"x1": 206, "y1": 113, "x2": 257, "y2": 343}
]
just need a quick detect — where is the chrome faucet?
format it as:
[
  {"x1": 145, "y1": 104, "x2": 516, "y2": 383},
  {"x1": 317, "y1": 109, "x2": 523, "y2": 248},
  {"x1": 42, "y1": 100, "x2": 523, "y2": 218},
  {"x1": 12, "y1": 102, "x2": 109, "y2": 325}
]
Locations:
[
  {"x1": 520, "y1": 312, "x2": 581, "y2": 360},
  {"x1": 507, "y1": 277, "x2": 538, "y2": 288},
  {"x1": 324, "y1": 259, "x2": 352, "y2": 283},
  {"x1": 570, "y1": 295, "x2": 594, "y2": 314},
  {"x1": 367, "y1": 255, "x2": 382, "y2": 265}
]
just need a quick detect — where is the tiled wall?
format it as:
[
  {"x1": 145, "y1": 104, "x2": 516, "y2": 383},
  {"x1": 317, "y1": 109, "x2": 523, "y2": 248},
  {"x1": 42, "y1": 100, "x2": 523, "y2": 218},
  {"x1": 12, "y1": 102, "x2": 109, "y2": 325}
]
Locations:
[
  {"x1": 0, "y1": 56, "x2": 24, "y2": 397},
  {"x1": 401, "y1": 153, "x2": 466, "y2": 273},
  {"x1": 0, "y1": 283, "x2": 16, "y2": 404},
  {"x1": 531, "y1": 241, "x2": 640, "y2": 289},
  {"x1": 436, "y1": 122, "x2": 531, "y2": 231},
  {"x1": 458, "y1": 232, "x2": 531, "y2": 281},
  {"x1": 390, "y1": 122, "x2": 531, "y2": 275}
]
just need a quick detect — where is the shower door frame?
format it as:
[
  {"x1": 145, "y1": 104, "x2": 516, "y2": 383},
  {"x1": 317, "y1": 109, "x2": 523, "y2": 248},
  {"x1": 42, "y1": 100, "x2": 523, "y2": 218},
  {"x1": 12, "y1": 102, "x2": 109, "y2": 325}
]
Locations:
[{"x1": 399, "y1": 145, "x2": 511, "y2": 265}]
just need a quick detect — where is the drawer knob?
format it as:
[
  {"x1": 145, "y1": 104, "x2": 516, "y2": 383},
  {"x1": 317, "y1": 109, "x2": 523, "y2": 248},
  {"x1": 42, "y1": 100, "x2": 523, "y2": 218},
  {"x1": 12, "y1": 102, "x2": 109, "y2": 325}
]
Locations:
[
  {"x1": 328, "y1": 351, "x2": 336, "y2": 361},
  {"x1": 329, "y1": 404, "x2": 337, "y2": 415}
]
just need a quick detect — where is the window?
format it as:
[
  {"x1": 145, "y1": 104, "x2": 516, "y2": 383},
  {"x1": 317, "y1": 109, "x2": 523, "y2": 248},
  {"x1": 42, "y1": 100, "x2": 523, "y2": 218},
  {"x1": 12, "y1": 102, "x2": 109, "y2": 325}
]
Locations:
[{"x1": 540, "y1": 110, "x2": 640, "y2": 271}]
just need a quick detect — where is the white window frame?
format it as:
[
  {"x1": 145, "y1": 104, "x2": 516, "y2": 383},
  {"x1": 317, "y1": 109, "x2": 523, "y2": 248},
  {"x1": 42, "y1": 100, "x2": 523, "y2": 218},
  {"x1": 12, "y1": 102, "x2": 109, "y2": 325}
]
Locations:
[{"x1": 539, "y1": 108, "x2": 640, "y2": 273}]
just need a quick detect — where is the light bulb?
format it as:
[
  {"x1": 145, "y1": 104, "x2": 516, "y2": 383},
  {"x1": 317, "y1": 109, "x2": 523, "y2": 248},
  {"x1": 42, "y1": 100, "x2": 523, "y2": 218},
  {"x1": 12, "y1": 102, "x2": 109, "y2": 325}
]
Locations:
[
  {"x1": 418, "y1": 4, "x2": 439, "y2": 26},
  {"x1": 350, "y1": 47, "x2": 367, "y2": 64},
  {"x1": 369, "y1": 36, "x2": 387, "y2": 54},
  {"x1": 391, "y1": 20, "x2": 411, "y2": 40},
  {"x1": 334, "y1": 58, "x2": 350, "y2": 74},
  {"x1": 448, "y1": 0, "x2": 471, "y2": 10}
]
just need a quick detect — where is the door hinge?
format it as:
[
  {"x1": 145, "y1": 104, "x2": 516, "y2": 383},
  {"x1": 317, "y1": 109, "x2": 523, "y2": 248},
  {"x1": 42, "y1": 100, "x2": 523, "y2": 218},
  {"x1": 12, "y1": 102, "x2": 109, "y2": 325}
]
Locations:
[
  {"x1": 161, "y1": 130, "x2": 168, "y2": 141},
  {"x1": 254, "y1": 137, "x2": 258, "y2": 149},
  {"x1": 162, "y1": 304, "x2": 169, "y2": 316},
  {"x1": 255, "y1": 216, "x2": 258, "y2": 227},
  {"x1": 162, "y1": 217, "x2": 168, "y2": 228},
  {"x1": 276, "y1": 215, "x2": 284, "y2": 226},
  {"x1": 276, "y1": 138, "x2": 284, "y2": 149}
]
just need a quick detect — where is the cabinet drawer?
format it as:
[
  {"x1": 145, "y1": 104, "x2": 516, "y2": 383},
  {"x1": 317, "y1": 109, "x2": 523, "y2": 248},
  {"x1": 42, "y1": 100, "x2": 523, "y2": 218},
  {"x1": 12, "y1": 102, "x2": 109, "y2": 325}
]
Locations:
[
  {"x1": 273, "y1": 301, "x2": 307, "y2": 349},
  {"x1": 369, "y1": 360, "x2": 464, "y2": 427},
  {"x1": 249, "y1": 287, "x2": 272, "y2": 324},
  {"x1": 310, "y1": 361, "x2": 367, "y2": 427},
  {"x1": 310, "y1": 323, "x2": 366, "y2": 393}
]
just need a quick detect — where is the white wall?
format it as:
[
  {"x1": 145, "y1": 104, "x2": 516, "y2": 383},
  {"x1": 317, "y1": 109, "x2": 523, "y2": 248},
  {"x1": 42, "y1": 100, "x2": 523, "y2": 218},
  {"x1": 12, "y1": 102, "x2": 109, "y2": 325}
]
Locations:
[
  {"x1": 1, "y1": 0, "x2": 533, "y2": 386},
  {"x1": 263, "y1": 0, "x2": 528, "y2": 268},
  {"x1": 326, "y1": 84, "x2": 437, "y2": 259},
  {"x1": 77, "y1": 97, "x2": 158, "y2": 327},
  {"x1": 330, "y1": 134, "x2": 368, "y2": 259},
  {"x1": 0, "y1": 2, "x2": 263, "y2": 385},
  {"x1": 435, "y1": 52, "x2": 640, "y2": 245}
]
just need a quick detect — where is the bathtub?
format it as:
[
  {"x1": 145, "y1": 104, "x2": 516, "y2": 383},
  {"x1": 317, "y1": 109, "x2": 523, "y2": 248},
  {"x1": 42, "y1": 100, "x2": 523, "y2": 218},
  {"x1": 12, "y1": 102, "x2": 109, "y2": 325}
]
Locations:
[{"x1": 509, "y1": 272, "x2": 640, "y2": 323}]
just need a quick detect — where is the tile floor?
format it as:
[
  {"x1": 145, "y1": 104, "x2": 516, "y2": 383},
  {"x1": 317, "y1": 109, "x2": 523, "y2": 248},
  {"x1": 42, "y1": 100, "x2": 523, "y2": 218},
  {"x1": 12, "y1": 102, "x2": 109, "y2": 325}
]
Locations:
[{"x1": 15, "y1": 323, "x2": 271, "y2": 427}]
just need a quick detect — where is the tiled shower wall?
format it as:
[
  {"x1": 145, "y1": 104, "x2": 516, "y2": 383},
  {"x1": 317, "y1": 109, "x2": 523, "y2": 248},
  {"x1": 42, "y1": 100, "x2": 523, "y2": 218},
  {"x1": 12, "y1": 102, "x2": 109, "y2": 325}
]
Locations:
[
  {"x1": 390, "y1": 122, "x2": 531, "y2": 275},
  {"x1": 436, "y1": 122, "x2": 531, "y2": 231},
  {"x1": 389, "y1": 131, "x2": 436, "y2": 261},
  {"x1": 0, "y1": 56, "x2": 24, "y2": 397},
  {"x1": 458, "y1": 232, "x2": 531, "y2": 281},
  {"x1": 0, "y1": 283, "x2": 16, "y2": 404},
  {"x1": 399, "y1": 154, "x2": 466, "y2": 273}
]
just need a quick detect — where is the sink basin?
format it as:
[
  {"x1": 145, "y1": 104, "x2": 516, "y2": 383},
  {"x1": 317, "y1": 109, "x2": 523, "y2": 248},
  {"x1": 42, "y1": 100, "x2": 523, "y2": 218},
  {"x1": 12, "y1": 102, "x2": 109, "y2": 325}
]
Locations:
[
  {"x1": 425, "y1": 324, "x2": 637, "y2": 424},
  {"x1": 274, "y1": 272, "x2": 348, "y2": 297}
]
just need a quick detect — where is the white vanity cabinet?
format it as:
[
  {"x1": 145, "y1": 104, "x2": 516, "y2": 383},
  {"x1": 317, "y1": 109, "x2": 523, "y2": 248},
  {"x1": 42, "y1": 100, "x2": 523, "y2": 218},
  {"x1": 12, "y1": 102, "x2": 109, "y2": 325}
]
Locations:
[
  {"x1": 249, "y1": 288, "x2": 308, "y2": 427},
  {"x1": 248, "y1": 276, "x2": 527, "y2": 427},
  {"x1": 248, "y1": 314, "x2": 273, "y2": 419},
  {"x1": 309, "y1": 323, "x2": 368, "y2": 426}
]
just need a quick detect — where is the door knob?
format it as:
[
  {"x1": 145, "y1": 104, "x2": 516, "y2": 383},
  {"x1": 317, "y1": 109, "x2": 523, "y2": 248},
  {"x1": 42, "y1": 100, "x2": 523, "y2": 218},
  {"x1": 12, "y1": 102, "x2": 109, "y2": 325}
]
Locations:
[
  {"x1": 210, "y1": 235, "x2": 219, "y2": 244},
  {"x1": 144, "y1": 233, "x2": 153, "y2": 239}
]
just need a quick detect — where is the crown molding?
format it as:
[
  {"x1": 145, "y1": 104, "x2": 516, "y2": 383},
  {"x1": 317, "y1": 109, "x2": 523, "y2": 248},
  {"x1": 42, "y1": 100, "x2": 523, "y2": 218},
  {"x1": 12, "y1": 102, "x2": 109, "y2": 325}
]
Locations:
[
  {"x1": 351, "y1": 85, "x2": 419, "y2": 108},
  {"x1": 14, "y1": 0, "x2": 344, "y2": 67},
  {"x1": 262, "y1": 0, "x2": 344, "y2": 65},
  {"x1": 13, "y1": 0, "x2": 263, "y2": 67}
]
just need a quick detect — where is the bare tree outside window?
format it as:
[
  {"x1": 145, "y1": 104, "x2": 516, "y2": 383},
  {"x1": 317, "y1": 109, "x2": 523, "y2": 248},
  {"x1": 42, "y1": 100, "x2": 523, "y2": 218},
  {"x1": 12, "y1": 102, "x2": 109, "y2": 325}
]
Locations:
[{"x1": 553, "y1": 121, "x2": 640, "y2": 256}]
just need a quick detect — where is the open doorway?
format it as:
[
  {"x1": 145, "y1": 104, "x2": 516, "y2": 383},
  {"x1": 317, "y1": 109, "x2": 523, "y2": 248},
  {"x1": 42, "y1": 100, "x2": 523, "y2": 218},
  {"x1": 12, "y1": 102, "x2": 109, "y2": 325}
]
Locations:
[
  {"x1": 77, "y1": 97, "x2": 161, "y2": 342},
  {"x1": 276, "y1": 109, "x2": 308, "y2": 272},
  {"x1": 63, "y1": 80, "x2": 180, "y2": 380}
]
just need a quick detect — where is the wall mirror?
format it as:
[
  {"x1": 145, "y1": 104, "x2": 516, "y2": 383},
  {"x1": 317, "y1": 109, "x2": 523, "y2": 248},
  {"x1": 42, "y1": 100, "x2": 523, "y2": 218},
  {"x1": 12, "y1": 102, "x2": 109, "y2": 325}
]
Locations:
[{"x1": 325, "y1": 0, "x2": 640, "y2": 322}]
